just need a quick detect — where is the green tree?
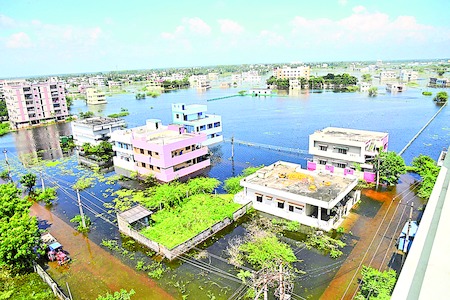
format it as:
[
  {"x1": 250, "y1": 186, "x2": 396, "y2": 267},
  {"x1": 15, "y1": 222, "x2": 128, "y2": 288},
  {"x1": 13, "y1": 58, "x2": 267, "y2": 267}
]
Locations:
[
  {"x1": 411, "y1": 155, "x2": 440, "y2": 199},
  {"x1": 96, "y1": 289, "x2": 135, "y2": 300},
  {"x1": 362, "y1": 74, "x2": 372, "y2": 82},
  {"x1": 355, "y1": 266, "x2": 396, "y2": 300},
  {"x1": 19, "y1": 173, "x2": 37, "y2": 192},
  {"x1": 79, "y1": 111, "x2": 95, "y2": 119},
  {"x1": 0, "y1": 183, "x2": 41, "y2": 274},
  {"x1": 376, "y1": 151, "x2": 406, "y2": 186},
  {"x1": 433, "y1": 91, "x2": 448, "y2": 102},
  {"x1": 0, "y1": 100, "x2": 8, "y2": 118},
  {"x1": 368, "y1": 87, "x2": 378, "y2": 97}
]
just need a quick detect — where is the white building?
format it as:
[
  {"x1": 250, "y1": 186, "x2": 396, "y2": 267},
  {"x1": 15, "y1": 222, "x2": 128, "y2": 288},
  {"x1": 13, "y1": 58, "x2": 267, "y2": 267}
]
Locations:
[
  {"x1": 379, "y1": 71, "x2": 397, "y2": 80},
  {"x1": 111, "y1": 128, "x2": 135, "y2": 175},
  {"x1": 275, "y1": 66, "x2": 310, "y2": 80},
  {"x1": 242, "y1": 71, "x2": 261, "y2": 83},
  {"x1": 358, "y1": 82, "x2": 372, "y2": 92},
  {"x1": 86, "y1": 88, "x2": 107, "y2": 105},
  {"x1": 308, "y1": 127, "x2": 389, "y2": 183},
  {"x1": 399, "y1": 70, "x2": 418, "y2": 82},
  {"x1": 236, "y1": 161, "x2": 360, "y2": 231},
  {"x1": 88, "y1": 76, "x2": 106, "y2": 87},
  {"x1": 71, "y1": 116, "x2": 126, "y2": 147},
  {"x1": 171, "y1": 103, "x2": 223, "y2": 146}
]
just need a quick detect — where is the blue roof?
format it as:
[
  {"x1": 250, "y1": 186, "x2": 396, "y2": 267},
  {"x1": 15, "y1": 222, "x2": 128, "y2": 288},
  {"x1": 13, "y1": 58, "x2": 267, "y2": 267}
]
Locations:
[{"x1": 48, "y1": 242, "x2": 62, "y2": 251}]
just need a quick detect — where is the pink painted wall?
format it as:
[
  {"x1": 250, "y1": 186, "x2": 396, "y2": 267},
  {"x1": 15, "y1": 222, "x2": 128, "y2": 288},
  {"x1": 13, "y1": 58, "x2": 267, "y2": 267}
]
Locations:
[
  {"x1": 307, "y1": 161, "x2": 316, "y2": 171},
  {"x1": 344, "y1": 168, "x2": 354, "y2": 176},
  {"x1": 15, "y1": 89, "x2": 25, "y2": 121},
  {"x1": 325, "y1": 165, "x2": 334, "y2": 173},
  {"x1": 364, "y1": 172, "x2": 376, "y2": 183}
]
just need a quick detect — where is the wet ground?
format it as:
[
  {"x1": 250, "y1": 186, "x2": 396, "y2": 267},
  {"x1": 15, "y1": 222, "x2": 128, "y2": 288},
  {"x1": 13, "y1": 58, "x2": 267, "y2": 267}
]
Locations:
[
  {"x1": 31, "y1": 203, "x2": 174, "y2": 300},
  {"x1": 321, "y1": 173, "x2": 423, "y2": 299}
]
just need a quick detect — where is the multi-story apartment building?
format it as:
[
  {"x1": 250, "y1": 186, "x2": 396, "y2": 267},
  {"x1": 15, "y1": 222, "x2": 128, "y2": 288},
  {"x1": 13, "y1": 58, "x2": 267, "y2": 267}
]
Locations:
[
  {"x1": 112, "y1": 119, "x2": 210, "y2": 183},
  {"x1": 0, "y1": 79, "x2": 27, "y2": 101},
  {"x1": 399, "y1": 70, "x2": 418, "y2": 82},
  {"x1": 274, "y1": 66, "x2": 310, "y2": 80},
  {"x1": 171, "y1": 103, "x2": 223, "y2": 146},
  {"x1": 88, "y1": 76, "x2": 106, "y2": 87},
  {"x1": 235, "y1": 161, "x2": 360, "y2": 231},
  {"x1": 4, "y1": 82, "x2": 69, "y2": 129},
  {"x1": 242, "y1": 71, "x2": 261, "y2": 83},
  {"x1": 71, "y1": 116, "x2": 126, "y2": 147},
  {"x1": 308, "y1": 127, "x2": 389, "y2": 182},
  {"x1": 379, "y1": 71, "x2": 397, "y2": 80},
  {"x1": 86, "y1": 88, "x2": 107, "y2": 105}
]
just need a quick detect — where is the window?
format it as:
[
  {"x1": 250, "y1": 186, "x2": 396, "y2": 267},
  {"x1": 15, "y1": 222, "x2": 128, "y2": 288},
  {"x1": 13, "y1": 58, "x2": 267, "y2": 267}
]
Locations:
[
  {"x1": 319, "y1": 160, "x2": 327, "y2": 165},
  {"x1": 208, "y1": 124, "x2": 213, "y2": 129},
  {"x1": 319, "y1": 145, "x2": 327, "y2": 151},
  {"x1": 155, "y1": 152, "x2": 159, "y2": 156},
  {"x1": 140, "y1": 149, "x2": 144, "y2": 154},
  {"x1": 176, "y1": 113, "x2": 180, "y2": 119},
  {"x1": 214, "y1": 122, "x2": 221, "y2": 127},
  {"x1": 335, "y1": 162, "x2": 346, "y2": 168},
  {"x1": 289, "y1": 205, "x2": 294, "y2": 212},
  {"x1": 337, "y1": 148, "x2": 347, "y2": 154},
  {"x1": 142, "y1": 162, "x2": 146, "y2": 168},
  {"x1": 147, "y1": 150, "x2": 152, "y2": 155},
  {"x1": 256, "y1": 195, "x2": 262, "y2": 203},
  {"x1": 185, "y1": 146, "x2": 191, "y2": 150},
  {"x1": 277, "y1": 202, "x2": 285, "y2": 209}
]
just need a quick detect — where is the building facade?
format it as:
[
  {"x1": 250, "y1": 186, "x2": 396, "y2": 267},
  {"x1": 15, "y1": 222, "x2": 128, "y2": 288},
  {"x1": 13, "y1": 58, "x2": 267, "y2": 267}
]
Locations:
[
  {"x1": 71, "y1": 116, "x2": 126, "y2": 147},
  {"x1": 235, "y1": 161, "x2": 360, "y2": 231},
  {"x1": 171, "y1": 103, "x2": 223, "y2": 146},
  {"x1": 86, "y1": 88, "x2": 107, "y2": 105},
  {"x1": 112, "y1": 119, "x2": 211, "y2": 183},
  {"x1": 275, "y1": 66, "x2": 310, "y2": 80},
  {"x1": 399, "y1": 70, "x2": 418, "y2": 82},
  {"x1": 4, "y1": 82, "x2": 69, "y2": 129},
  {"x1": 308, "y1": 127, "x2": 389, "y2": 182}
]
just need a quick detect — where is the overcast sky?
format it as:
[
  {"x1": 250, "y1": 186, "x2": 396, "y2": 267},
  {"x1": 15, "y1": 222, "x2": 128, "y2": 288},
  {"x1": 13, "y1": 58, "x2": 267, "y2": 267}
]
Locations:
[{"x1": 1, "y1": 0, "x2": 449, "y2": 78}]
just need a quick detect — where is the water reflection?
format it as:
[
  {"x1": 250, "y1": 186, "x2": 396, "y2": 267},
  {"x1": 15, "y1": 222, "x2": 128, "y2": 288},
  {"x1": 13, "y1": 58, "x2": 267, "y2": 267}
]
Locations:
[{"x1": 12, "y1": 123, "x2": 72, "y2": 164}]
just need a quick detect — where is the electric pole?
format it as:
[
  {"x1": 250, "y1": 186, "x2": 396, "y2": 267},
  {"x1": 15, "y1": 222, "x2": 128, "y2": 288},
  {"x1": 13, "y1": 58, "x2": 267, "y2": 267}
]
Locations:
[
  {"x1": 40, "y1": 170, "x2": 45, "y2": 192},
  {"x1": 76, "y1": 189, "x2": 86, "y2": 228}
]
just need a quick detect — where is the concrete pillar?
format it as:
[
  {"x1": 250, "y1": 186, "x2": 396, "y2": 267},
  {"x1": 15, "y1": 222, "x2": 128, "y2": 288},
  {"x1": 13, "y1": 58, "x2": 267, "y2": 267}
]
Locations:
[{"x1": 318, "y1": 206, "x2": 322, "y2": 221}]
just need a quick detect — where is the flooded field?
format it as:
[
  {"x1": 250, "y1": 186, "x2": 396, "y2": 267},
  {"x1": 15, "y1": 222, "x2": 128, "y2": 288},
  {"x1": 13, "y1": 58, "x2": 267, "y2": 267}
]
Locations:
[{"x1": 0, "y1": 86, "x2": 447, "y2": 299}]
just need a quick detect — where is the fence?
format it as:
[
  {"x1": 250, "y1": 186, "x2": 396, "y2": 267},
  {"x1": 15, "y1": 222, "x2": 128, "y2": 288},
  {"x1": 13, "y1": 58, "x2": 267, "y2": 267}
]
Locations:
[
  {"x1": 34, "y1": 264, "x2": 71, "y2": 300},
  {"x1": 118, "y1": 202, "x2": 252, "y2": 260}
]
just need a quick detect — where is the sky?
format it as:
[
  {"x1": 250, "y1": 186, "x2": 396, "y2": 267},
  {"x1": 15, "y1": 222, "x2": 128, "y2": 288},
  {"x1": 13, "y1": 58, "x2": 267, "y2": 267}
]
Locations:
[{"x1": 1, "y1": 0, "x2": 449, "y2": 78}]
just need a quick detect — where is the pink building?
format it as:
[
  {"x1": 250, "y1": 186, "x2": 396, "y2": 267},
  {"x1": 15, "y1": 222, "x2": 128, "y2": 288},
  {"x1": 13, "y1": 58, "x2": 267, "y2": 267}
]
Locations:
[
  {"x1": 112, "y1": 119, "x2": 210, "y2": 183},
  {"x1": 4, "y1": 82, "x2": 68, "y2": 129}
]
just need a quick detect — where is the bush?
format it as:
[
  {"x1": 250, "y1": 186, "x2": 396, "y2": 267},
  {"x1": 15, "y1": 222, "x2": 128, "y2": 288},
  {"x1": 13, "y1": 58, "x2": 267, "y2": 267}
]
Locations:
[{"x1": 422, "y1": 91, "x2": 432, "y2": 96}]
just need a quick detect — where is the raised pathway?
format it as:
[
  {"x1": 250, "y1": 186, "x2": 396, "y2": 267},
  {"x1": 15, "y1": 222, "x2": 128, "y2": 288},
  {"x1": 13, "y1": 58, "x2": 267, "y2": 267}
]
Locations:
[{"x1": 30, "y1": 203, "x2": 174, "y2": 300}]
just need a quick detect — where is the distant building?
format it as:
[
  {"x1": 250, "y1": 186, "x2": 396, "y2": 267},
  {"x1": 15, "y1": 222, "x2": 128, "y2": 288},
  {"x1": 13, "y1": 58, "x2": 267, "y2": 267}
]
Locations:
[
  {"x1": 429, "y1": 77, "x2": 449, "y2": 87},
  {"x1": 88, "y1": 76, "x2": 106, "y2": 87},
  {"x1": 208, "y1": 73, "x2": 219, "y2": 81},
  {"x1": 358, "y1": 82, "x2": 371, "y2": 92},
  {"x1": 308, "y1": 127, "x2": 389, "y2": 183},
  {"x1": 235, "y1": 161, "x2": 360, "y2": 231},
  {"x1": 172, "y1": 103, "x2": 223, "y2": 146},
  {"x1": 249, "y1": 88, "x2": 272, "y2": 96},
  {"x1": 379, "y1": 71, "x2": 397, "y2": 80},
  {"x1": 399, "y1": 70, "x2": 418, "y2": 82},
  {"x1": 242, "y1": 71, "x2": 261, "y2": 83},
  {"x1": 107, "y1": 81, "x2": 122, "y2": 88},
  {"x1": 4, "y1": 82, "x2": 69, "y2": 129},
  {"x1": 86, "y1": 88, "x2": 107, "y2": 105},
  {"x1": 386, "y1": 83, "x2": 404, "y2": 92},
  {"x1": 71, "y1": 116, "x2": 126, "y2": 147},
  {"x1": 111, "y1": 119, "x2": 210, "y2": 183},
  {"x1": 275, "y1": 66, "x2": 310, "y2": 80}
]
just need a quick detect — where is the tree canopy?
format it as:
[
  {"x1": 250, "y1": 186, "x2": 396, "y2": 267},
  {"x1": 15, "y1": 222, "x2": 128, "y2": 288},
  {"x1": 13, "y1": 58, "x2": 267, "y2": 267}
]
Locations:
[
  {"x1": 411, "y1": 155, "x2": 440, "y2": 199},
  {"x1": 19, "y1": 173, "x2": 37, "y2": 192},
  {"x1": 433, "y1": 91, "x2": 448, "y2": 102},
  {"x1": 376, "y1": 151, "x2": 406, "y2": 186},
  {"x1": 355, "y1": 266, "x2": 396, "y2": 300},
  {"x1": 0, "y1": 183, "x2": 41, "y2": 274}
]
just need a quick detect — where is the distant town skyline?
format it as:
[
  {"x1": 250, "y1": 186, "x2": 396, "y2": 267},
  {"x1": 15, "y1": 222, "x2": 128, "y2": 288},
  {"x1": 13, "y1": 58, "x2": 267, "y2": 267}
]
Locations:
[{"x1": 1, "y1": 0, "x2": 449, "y2": 78}]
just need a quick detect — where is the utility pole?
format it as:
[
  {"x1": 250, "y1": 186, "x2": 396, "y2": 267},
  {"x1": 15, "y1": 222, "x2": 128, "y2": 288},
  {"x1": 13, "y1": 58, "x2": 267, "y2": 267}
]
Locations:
[
  {"x1": 76, "y1": 189, "x2": 86, "y2": 228},
  {"x1": 40, "y1": 170, "x2": 45, "y2": 192},
  {"x1": 3, "y1": 149, "x2": 11, "y2": 182},
  {"x1": 231, "y1": 136, "x2": 234, "y2": 159},
  {"x1": 376, "y1": 156, "x2": 380, "y2": 189}
]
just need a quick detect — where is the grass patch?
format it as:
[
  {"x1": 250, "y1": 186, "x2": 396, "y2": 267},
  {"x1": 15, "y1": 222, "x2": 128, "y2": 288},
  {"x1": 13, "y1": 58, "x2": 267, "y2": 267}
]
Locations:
[
  {"x1": 140, "y1": 194, "x2": 241, "y2": 249},
  {"x1": 0, "y1": 270, "x2": 55, "y2": 299},
  {"x1": 0, "y1": 122, "x2": 10, "y2": 136}
]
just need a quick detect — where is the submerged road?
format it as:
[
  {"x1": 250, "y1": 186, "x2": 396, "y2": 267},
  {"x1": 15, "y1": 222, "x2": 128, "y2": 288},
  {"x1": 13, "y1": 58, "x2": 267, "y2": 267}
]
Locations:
[
  {"x1": 321, "y1": 174, "x2": 421, "y2": 300},
  {"x1": 30, "y1": 203, "x2": 174, "y2": 300}
]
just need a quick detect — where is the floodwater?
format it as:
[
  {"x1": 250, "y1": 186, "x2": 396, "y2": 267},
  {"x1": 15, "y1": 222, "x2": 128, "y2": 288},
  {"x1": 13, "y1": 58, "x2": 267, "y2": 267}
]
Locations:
[{"x1": 0, "y1": 85, "x2": 448, "y2": 299}]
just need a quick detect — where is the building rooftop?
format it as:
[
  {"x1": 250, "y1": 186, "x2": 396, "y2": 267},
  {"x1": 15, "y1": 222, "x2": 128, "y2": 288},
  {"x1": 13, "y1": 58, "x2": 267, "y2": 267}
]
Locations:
[
  {"x1": 311, "y1": 127, "x2": 388, "y2": 143},
  {"x1": 243, "y1": 161, "x2": 357, "y2": 202},
  {"x1": 137, "y1": 130, "x2": 201, "y2": 145},
  {"x1": 74, "y1": 116, "x2": 125, "y2": 126},
  {"x1": 118, "y1": 205, "x2": 153, "y2": 224}
]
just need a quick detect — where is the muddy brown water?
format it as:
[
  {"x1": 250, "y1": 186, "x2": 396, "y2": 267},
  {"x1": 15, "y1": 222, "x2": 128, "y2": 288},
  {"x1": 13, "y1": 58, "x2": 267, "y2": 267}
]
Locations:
[{"x1": 31, "y1": 203, "x2": 174, "y2": 300}]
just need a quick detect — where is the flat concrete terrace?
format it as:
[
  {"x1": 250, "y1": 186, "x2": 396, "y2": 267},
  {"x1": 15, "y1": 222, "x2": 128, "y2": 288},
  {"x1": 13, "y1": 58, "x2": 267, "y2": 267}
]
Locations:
[
  {"x1": 137, "y1": 130, "x2": 199, "y2": 145},
  {"x1": 74, "y1": 116, "x2": 125, "y2": 126},
  {"x1": 312, "y1": 127, "x2": 387, "y2": 143},
  {"x1": 244, "y1": 161, "x2": 357, "y2": 203}
]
